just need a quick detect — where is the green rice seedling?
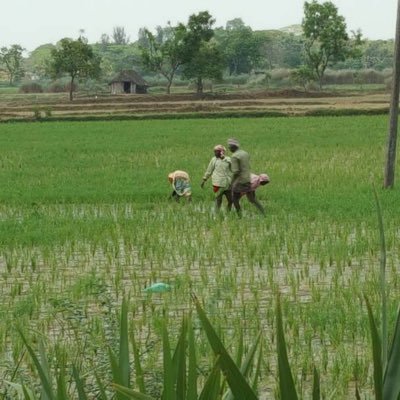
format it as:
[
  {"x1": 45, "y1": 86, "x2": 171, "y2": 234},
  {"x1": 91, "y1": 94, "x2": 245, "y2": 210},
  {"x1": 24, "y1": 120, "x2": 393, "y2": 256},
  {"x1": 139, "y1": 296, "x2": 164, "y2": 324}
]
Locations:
[
  {"x1": 114, "y1": 303, "x2": 227, "y2": 400},
  {"x1": 108, "y1": 297, "x2": 130, "y2": 399},
  {"x1": 17, "y1": 330, "x2": 57, "y2": 399},
  {"x1": 365, "y1": 298, "x2": 400, "y2": 400},
  {"x1": 361, "y1": 187, "x2": 400, "y2": 400},
  {"x1": 275, "y1": 295, "x2": 299, "y2": 400},
  {"x1": 1, "y1": 115, "x2": 400, "y2": 396},
  {"x1": 193, "y1": 294, "x2": 259, "y2": 400}
]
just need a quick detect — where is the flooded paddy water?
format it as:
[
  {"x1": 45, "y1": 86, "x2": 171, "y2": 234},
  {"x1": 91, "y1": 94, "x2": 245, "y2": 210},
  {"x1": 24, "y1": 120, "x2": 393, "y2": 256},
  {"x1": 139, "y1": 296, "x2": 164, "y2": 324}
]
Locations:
[
  {"x1": 1, "y1": 202, "x2": 398, "y2": 398},
  {"x1": 1, "y1": 114, "x2": 400, "y2": 398}
]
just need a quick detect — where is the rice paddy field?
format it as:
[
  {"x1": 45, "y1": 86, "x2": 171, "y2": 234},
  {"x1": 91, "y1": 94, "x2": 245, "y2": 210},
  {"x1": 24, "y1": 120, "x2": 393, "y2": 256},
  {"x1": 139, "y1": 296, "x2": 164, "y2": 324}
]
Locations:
[{"x1": 1, "y1": 116, "x2": 400, "y2": 399}]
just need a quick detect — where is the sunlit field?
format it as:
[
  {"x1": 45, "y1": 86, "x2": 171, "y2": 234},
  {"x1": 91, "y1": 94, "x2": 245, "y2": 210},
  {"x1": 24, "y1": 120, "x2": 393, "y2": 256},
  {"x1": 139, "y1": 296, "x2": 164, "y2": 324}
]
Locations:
[{"x1": 1, "y1": 116, "x2": 400, "y2": 398}]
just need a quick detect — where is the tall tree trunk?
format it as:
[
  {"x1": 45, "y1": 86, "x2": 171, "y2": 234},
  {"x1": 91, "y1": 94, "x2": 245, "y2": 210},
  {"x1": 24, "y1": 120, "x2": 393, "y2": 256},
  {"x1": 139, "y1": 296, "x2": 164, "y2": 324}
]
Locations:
[
  {"x1": 196, "y1": 77, "x2": 203, "y2": 94},
  {"x1": 69, "y1": 76, "x2": 75, "y2": 101},
  {"x1": 384, "y1": 0, "x2": 400, "y2": 188}
]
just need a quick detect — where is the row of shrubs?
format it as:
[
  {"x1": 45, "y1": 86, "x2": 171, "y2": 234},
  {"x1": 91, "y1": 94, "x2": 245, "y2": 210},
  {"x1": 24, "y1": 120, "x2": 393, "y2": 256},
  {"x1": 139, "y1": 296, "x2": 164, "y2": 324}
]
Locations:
[
  {"x1": 18, "y1": 68, "x2": 393, "y2": 95},
  {"x1": 152, "y1": 68, "x2": 392, "y2": 91},
  {"x1": 19, "y1": 81, "x2": 78, "y2": 94}
]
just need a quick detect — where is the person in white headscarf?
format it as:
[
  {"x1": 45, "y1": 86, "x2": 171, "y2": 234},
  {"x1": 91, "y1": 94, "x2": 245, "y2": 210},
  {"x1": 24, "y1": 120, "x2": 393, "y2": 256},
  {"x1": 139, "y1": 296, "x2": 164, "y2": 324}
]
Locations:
[
  {"x1": 201, "y1": 144, "x2": 233, "y2": 211},
  {"x1": 168, "y1": 170, "x2": 192, "y2": 202},
  {"x1": 250, "y1": 173, "x2": 270, "y2": 191}
]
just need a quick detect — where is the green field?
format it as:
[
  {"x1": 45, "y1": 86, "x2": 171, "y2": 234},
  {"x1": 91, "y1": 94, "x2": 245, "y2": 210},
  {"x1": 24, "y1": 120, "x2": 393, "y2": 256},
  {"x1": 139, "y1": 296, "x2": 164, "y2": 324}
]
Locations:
[{"x1": 1, "y1": 116, "x2": 400, "y2": 398}]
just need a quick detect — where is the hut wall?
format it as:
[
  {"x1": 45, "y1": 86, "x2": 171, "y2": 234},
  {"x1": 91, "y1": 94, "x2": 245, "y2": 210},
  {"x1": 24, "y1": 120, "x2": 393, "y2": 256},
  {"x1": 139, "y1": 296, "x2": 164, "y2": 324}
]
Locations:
[{"x1": 110, "y1": 82, "x2": 124, "y2": 95}]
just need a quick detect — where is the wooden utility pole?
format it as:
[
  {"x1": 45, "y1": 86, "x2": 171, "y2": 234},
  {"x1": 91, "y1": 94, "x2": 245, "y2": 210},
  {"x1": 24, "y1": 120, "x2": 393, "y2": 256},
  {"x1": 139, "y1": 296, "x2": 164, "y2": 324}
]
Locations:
[{"x1": 384, "y1": 0, "x2": 400, "y2": 188}]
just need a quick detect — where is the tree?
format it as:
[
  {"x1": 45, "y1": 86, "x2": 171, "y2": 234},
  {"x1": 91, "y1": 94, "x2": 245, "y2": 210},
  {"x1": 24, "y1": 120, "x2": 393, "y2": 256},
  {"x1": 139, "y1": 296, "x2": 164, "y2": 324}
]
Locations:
[
  {"x1": 362, "y1": 40, "x2": 394, "y2": 70},
  {"x1": 214, "y1": 19, "x2": 262, "y2": 75},
  {"x1": 26, "y1": 44, "x2": 54, "y2": 79},
  {"x1": 0, "y1": 44, "x2": 25, "y2": 85},
  {"x1": 92, "y1": 41, "x2": 142, "y2": 78},
  {"x1": 302, "y1": 0, "x2": 361, "y2": 89},
  {"x1": 257, "y1": 30, "x2": 304, "y2": 70},
  {"x1": 180, "y1": 11, "x2": 221, "y2": 93},
  {"x1": 140, "y1": 11, "x2": 215, "y2": 94},
  {"x1": 290, "y1": 65, "x2": 314, "y2": 90},
  {"x1": 48, "y1": 37, "x2": 101, "y2": 100},
  {"x1": 99, "y1": 34, "x2": 111, "y2": 50},
  {"x1": 140, "y1": 23, "x2": 186, "y2": 94},
  {"x1": 112, "y1": 26, "x2": 129, "y2": 45},
  {"x1": 182, "y1": 41, "x2": 224, "y2": 93}
]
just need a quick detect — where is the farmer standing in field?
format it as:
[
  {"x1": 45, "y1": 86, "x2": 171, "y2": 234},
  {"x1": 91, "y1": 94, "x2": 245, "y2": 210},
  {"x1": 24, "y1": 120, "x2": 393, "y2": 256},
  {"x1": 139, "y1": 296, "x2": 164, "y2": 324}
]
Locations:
[
  {"x1": 168, "y1": 170, "x2": 192, "y2": 202},
  {"x1": 227, "y1": 138, "x2": 265, "y2": 216},
  {"x1": 201, "y1": 144, "x2": 233, "y2": 211}
]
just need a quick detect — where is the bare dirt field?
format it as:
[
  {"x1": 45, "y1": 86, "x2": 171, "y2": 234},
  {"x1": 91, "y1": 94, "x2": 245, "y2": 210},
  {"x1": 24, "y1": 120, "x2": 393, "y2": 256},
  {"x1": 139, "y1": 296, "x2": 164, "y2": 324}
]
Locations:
[{"x1": 0, "y1": 89, "x2": 391, "y2": 121}]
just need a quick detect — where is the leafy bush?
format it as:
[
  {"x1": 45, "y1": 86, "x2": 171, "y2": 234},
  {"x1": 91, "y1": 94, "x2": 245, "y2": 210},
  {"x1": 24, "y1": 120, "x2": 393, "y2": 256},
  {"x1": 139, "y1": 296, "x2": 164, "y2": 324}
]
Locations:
[
  {"x1": 222, "y1": 74, "x2": 249, "y2": 85},
  {"x1": 358, "y1": 69, "x2": 385, "y2": 84},
  {"x1": 322, "y1": 70, "x2": 355, "y2": 85},
  {"x1": 19, "y1": 82, "x2": 43, "y2": 93},
  {"x1": 46, "y1": 81, "x2": 78, "y2": 93}
]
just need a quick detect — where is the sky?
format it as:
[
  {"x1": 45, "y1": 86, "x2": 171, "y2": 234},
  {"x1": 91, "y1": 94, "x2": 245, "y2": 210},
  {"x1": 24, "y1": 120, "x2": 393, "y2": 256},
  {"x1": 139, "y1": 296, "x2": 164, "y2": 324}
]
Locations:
[{"x1": 2, "y1": 0, "x2": 398, "y2": 52}]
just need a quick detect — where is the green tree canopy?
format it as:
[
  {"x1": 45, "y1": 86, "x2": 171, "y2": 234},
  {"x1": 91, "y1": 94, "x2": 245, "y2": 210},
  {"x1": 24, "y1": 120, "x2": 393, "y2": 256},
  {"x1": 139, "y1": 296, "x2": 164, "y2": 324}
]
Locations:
[
  {"x1": 48, "y1": 37, "x2": 101, "y2": 100},
  {"x1": 25, "y1": 44, "x2": 55, "y2": 80},
  {"x1": 92, "y1": 42, "x2": 142, "y2": 79},
  {"x1": 302, "y1": 0, "x2": 361, "y2": 88},
  {"x1": 0, "y1": 44, "x2": 25, "y2": 85},
  {"x1": 112, "y1": 26, "x2": 130, "y2": 45},
  {"x1": 256, "y1": 30, "x2": 304, "y2": 70},
  {"x1": 140, "y1": 11, "x2": 216, "y2": 94},
  {"x1": 215, "y1": 18, "x2": 262, "y2": 75},
  {"x1": 182, "y1": 40, "x2": 224, "y2": 93}
]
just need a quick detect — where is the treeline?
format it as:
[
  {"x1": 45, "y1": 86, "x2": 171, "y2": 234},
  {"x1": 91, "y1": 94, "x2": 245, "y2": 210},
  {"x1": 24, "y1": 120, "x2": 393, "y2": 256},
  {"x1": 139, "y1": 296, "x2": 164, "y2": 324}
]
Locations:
[{"x1": 0, "y1": 1, "x2": 396, "y2": 95}]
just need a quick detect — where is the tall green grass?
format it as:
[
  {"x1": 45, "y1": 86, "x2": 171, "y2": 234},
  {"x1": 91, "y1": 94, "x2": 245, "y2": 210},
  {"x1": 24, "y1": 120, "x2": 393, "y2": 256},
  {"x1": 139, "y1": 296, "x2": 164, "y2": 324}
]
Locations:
[{"x1": 1, "y1": 116, "x2": 400, "y2": 398}]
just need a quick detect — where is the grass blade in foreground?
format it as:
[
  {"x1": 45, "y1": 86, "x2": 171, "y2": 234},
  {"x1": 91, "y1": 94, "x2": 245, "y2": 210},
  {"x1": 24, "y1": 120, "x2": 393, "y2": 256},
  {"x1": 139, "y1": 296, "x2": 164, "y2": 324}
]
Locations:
[
  {"x1": 198, "y1": 360, "x2": 221, "y2": 400},
  {"x1": 383, "y1": 305, "x2": 400, "y2": 400},
  {"x1": 18, "y1": 329, "x2": 56, "y2": 400},
  {"x1": 252, "y1": 340, "x2": 263, "y2": 393},
  {"x1": 355, "y1": 385, "x2": 361, "y2": 400},
  {"x1": 312, "y1": 366, "x2": 320, "y2": 400},
  {"x1": 187, "y1": 313, "x2": 198, "y2": 400},
  {"x1": 224, "y1": 332, "x2": 262, "y2": 400},
  {"x1": 72, "y1": 364, "x2": 88, "y2": 400},
  {"x1": 110, "y1": 297, "x2": 131, "y2": 400},
  {"x1": 130, "y1": 330, "x2": 146, "y2": 394},
  {"x1": 119, "y1": 298, "x2": 130, "y2": 389},
  {"x1": 22, "y1": 384, "x2": 37, "y2": 400},
  {"x1": 365, "y1": 296, "x2": 383, "y2": 400},
  {"x1": 172, "y1": 316, "x2": 188, "y2": 400},
  {"x1": 276, "y1": 295, "x2": 298, "y2": 400},
  {"x1": 162, "y1": 319, "x2": 175, "y2": 400},
  {"x1": 192, "y1": 294, "x2": 258, "y2": 400},
  {"x1": 56, "y1": 363, "x2": 68, "y2": 400}
]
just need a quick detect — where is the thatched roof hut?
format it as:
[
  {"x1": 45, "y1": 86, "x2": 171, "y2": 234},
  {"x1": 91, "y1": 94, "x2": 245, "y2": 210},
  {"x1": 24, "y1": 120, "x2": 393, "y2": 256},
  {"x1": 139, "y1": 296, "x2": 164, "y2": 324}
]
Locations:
[{"x1": 109, "y1": 70, "x2": 149, "y2": 94}]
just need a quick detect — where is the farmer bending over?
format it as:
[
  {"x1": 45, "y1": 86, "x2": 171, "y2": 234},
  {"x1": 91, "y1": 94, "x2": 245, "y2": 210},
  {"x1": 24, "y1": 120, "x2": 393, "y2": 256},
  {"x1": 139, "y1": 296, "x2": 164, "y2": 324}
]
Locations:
[{"x1": 168, "y1": 170, "x2": 192, "y2": 202}]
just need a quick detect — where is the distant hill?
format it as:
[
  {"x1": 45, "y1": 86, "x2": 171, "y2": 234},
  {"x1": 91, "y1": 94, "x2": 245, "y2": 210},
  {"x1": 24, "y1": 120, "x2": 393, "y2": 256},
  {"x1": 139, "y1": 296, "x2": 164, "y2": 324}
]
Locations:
[
  {"x1": 278, "y1": 24, "x2": 303, "y2": 36},
  {"x1": 255, "y1": 24, "x2": 303, "y2": 37}
]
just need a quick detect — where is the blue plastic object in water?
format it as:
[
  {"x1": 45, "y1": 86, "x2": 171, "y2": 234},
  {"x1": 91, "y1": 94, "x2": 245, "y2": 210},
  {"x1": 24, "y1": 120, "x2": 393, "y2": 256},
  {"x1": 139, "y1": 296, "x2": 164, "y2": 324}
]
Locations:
[{"x1": 144, "y1": 282, "x2": 171, "y2": 293}]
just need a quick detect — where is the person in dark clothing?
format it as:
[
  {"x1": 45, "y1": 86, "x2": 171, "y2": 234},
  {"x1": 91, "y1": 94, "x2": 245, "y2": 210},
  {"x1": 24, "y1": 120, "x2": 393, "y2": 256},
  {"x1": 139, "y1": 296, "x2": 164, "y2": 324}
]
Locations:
[{"x1": 227, "y1": 138, "x2": 265, "y2": 216}]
